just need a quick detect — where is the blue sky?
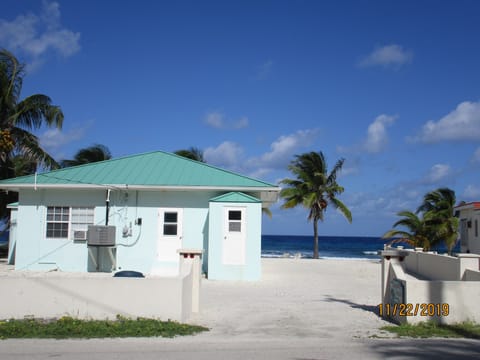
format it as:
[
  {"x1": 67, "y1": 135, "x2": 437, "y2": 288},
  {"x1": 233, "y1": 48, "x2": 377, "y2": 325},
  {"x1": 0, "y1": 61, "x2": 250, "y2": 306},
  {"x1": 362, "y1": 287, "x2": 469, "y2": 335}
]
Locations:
[{"x1": 2, "y1": 0, "x2": 480, "y2": 237}]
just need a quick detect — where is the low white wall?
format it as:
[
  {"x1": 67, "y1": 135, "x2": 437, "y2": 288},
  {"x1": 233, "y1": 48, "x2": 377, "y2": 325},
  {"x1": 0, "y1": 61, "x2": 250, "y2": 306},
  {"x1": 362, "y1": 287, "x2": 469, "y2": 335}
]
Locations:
[
  {"x1": 464, "y1": 269, "x2": 480, "y2": 281},
  {"x1": 402, "y1": 250, "x2": 480, "y2": 281},
  {"x1": 0, "y1": 264, "x2": 195, "y2": 322},
  {"x1": 380, "y1": 250, "x2": 480, "y2": 324},
  {"x1": 404, "y1": 279, "x2": 480, "y2": 325}
]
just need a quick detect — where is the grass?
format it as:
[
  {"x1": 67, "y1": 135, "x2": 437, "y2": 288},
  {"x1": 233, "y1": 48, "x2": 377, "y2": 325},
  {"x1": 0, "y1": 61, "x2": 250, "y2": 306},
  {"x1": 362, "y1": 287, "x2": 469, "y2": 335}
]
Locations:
[
  {"x1": 0, "y1": 315, "x2": 208, "y2": 339},
  {"x1": 381, "y1": 321, "x2": 480, "y2": 339}
]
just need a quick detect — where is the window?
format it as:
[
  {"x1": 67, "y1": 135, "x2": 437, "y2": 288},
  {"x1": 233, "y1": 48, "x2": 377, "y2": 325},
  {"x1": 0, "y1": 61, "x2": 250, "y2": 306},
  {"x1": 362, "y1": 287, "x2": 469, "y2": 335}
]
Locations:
[
  {"x1": 71, "y1": 207, "x2": 95, "y2": 240},
  {"x1": 46, "y1": 206, "x2": 94, "y2": 240},
  {"x1": 163, "y1": 212, "x2": 178, "y2": 236},
  {"x1": 46, "y1": 206, "x2": 69, "y2": 238},
  {"x1": 228, "y1": 210, "x2": 242, "y2": 232}
]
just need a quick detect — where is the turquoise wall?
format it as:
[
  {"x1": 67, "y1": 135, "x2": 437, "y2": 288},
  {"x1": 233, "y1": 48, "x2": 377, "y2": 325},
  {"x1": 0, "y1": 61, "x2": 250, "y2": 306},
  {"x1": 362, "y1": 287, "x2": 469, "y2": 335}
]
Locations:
[
  {"x1": 207, "y1": 200, "x2": 262, "y2": 281},
  {"x1": 15, "y1": 189, "x2": 218, "y2": 273},
  {"x1": 14, "y1": 188, "x2": 262, "y2": 280}
]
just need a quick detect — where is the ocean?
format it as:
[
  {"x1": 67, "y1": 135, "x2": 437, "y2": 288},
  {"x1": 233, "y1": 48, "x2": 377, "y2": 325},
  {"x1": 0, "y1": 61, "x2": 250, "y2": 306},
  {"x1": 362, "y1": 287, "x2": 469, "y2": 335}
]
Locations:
[{"x1": 261, "y1": 235, "x2": 460, "y2": 260}]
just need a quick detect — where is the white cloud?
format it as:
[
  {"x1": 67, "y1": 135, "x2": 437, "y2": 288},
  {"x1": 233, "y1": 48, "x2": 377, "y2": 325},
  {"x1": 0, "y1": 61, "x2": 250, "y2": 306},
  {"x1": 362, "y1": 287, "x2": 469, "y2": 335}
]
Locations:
[
  {"x1": 251, "y1": 129, "x2": 319, "y2": 169},
  {"x1": 204, "y1": 129, "x2": 319, "y2": 179},
  {"x1": 473, "y1": 147, "x2": 480, "y2": 163},
  {"x1": 359, "y1": 44, "x2": 413, "y2": 68},
  {"x1": 204, "y1": 111, "x2": 225, "y2": 128},
  {"x1": 338, "y1": 114, "x2": 396, "y2": 154},
  {"x1": 255, "y1": 60, "x2": 273, "y2": 80},
  {"x1": 204, "y1": 141, "x2": 245, "y2": 169},
  {"x1": 40, "y1": 127, "x2": 85, "y2": 151},
  {"x1": 415, "y1": 100, "x2": 480, "y2": 143},
  {"x1": 233, "y1": 116, "x2": 249, "y2": 129},
  {"x1": 204, "y1": 111, "x2": 249, "y2": 129},
  {"x1": 423, "y1": 164, "x2": 451, "y2": 184},
  {"x1": 0, "y1": 1, "x2": 80, "y2": 65},
  {"x1": 364, "y1": 114, "x2": 397, "y2": 153},
  {"x1": 463, "y1": 185, "x2": 480, "y2": 200}
]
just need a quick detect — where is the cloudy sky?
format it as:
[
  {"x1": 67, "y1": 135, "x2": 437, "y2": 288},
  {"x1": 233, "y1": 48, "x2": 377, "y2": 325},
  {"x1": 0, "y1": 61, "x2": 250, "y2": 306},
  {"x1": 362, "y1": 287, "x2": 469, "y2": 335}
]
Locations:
[{"x1": 2, "y1": 0, "x2": 480, "y2": 237}]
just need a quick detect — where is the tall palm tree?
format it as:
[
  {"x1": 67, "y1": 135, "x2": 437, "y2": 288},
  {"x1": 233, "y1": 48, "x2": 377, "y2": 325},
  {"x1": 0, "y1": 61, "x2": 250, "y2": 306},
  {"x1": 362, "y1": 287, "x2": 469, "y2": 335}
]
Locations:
[
  {"x1": 382, "y1": 210, "x2": 430, "y2": 250},
  {"x1": 0, "y1": 49, "x2": 64, "y2": 221},
  {"x1": 174, "y1": 147, "x2": 205, "y2": 162},
  {"x1": 0, "y1": 49, "x2": 64, "y2": 169},
  {"x1": 60, "y1": 144, "x2": 112, "y2": 167},
  {"x1": 280, "y1": 151, "x2": 352, "y2": 259},
  {"x1": 417, "y1": 187, "x2": 458, "y2": 254}
]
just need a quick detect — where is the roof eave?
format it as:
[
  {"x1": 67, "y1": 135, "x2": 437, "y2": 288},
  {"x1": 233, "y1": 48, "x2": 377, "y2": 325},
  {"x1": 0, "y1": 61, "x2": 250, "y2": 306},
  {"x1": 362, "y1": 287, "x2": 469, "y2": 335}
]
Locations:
[{"x1": 0, "y1": 183, "x2": 281, "y2": 193}]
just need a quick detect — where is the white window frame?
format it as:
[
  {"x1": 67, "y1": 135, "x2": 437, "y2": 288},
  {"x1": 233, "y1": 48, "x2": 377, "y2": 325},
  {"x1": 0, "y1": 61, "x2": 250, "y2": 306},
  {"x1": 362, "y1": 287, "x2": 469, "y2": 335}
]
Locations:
[{"x1": 46, "y1": 206, "x2": 95, "y2": 240}]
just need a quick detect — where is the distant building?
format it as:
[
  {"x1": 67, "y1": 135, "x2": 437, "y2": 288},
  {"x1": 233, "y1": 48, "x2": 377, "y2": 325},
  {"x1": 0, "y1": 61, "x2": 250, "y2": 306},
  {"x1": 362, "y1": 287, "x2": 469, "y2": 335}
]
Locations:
[
  {"x1": 455, "y1": 202, "x2": 480, "y2": 254},
  {"x1": 0, "y1": 151, "x2": 280, "y2": 280}
]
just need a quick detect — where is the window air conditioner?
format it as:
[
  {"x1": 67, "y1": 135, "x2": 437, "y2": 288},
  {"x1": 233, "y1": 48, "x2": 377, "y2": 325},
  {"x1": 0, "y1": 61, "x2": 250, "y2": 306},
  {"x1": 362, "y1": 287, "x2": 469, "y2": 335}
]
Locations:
[{"x1": 73, "y1": 230, "x2": 87, "y2": 241}]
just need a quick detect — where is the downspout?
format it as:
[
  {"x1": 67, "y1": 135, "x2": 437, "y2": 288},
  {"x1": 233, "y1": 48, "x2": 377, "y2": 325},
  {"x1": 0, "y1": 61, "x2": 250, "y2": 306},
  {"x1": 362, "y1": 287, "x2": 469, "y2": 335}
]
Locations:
[{"x1": 105, "y1": 189, "x2": 111, "y2": 225}]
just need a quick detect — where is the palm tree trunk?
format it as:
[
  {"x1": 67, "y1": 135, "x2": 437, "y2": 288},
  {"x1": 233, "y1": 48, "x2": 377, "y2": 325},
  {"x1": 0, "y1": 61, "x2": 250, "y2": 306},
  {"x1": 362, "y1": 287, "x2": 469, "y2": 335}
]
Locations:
[{"x1": 313, "y1": 219, "x2": 319, "y2": 259}]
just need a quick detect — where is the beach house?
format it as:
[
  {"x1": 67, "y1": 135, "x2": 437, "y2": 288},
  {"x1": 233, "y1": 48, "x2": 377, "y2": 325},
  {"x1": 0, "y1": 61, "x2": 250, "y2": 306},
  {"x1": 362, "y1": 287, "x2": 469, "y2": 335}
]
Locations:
[
  {"x1": 0, "y1": 150, "x2": 280, "y2": 281},
  {"x1": 455, "y1": 202, "x2": 480, "y2": 254}
]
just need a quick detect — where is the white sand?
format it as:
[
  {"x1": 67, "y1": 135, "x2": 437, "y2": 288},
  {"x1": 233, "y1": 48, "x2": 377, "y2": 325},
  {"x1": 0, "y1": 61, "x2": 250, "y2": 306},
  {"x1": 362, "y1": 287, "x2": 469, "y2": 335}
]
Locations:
[{"x1": 190, "y1": 258, "x2": 391, "y2": 341}]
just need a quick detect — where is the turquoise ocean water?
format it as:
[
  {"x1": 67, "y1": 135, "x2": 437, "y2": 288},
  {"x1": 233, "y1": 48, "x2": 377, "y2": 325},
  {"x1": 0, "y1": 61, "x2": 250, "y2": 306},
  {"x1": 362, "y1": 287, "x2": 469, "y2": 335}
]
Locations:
[{"x1": 261, "y1": 235, "x2": 459, "y2": 260}]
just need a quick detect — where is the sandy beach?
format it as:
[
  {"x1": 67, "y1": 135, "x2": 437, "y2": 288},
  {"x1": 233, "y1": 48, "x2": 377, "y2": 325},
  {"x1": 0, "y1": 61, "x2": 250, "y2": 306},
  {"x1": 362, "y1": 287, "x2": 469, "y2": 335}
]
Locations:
[{"x1": 191, "y1": 258, "x2": 388, "y2": 340}]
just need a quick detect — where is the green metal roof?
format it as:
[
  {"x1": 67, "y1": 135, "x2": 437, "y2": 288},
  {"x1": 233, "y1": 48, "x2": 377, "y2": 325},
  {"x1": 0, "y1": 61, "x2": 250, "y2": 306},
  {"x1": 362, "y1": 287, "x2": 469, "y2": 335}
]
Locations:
[
  {"x1": 210, "y1": 192, "x2": 261, "y2": 203},
  {"x1": 0, "y1": 151, "x2": 279, "y2": 191}
]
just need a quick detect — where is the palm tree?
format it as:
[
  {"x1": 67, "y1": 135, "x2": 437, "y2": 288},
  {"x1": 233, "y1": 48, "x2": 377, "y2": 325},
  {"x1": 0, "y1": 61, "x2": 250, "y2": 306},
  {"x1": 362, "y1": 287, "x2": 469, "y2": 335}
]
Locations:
[
  {"x1": 174, "y1": 147, "x2": 205, "y2": 162},
  {"x1": 280, "y1": 151, "x2": 352, "y2": 259},
  {"x1": 382, "y1": 210, "x2": 430, "y2": 250},
  {"x1": 417, "y1": 188, "x2": 458, "y2": 254},
  {"x1": 60, "y1": 144, "x2": 112, "y2": 167},
  {"x1": 0, "y1": 49, "x2": 63, "y2": 169},
  {"x1": 1, "y1": 49, "x2": 64, "y2": 222}
]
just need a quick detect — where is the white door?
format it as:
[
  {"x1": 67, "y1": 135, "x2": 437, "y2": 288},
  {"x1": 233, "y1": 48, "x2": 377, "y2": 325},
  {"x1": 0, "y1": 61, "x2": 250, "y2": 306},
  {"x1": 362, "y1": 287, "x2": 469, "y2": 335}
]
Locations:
[
  {"x1": 157, "y1": 208, "x2": 183, "y2": 261},
  {"x1": 222, "y1": 207, "x2": 246, "y2": 265}
]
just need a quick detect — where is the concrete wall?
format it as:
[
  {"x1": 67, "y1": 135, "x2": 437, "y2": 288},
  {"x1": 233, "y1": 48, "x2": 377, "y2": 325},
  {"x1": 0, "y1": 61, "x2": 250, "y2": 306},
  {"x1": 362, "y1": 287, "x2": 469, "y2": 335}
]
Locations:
[
  {"x1": 403, "y1": 250, "x2": 480, "y2": 281},
  {"x1": 0, "y1": 251, "x2": 202, "y2": 322},
  {"x1": 380, "y1": 249, "x2": 480, "y2": 324}
]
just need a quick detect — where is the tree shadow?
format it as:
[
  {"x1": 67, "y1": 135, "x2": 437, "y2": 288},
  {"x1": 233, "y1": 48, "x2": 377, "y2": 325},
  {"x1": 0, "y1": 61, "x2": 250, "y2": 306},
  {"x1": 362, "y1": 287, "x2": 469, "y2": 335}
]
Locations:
[{"x1": 323, "y1": 295, "x2": 380, "y2": 316}]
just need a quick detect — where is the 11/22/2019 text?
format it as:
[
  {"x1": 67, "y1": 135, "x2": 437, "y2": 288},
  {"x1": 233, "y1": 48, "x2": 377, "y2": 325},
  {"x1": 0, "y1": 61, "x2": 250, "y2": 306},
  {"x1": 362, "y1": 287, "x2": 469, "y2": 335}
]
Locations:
[{"x1": 378, "y1": 303, "x2": 450, "y2": 317}]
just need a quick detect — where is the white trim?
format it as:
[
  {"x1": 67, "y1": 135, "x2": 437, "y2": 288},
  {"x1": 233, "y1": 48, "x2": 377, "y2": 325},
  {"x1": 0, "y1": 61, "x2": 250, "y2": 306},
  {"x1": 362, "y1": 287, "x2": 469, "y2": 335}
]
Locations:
[{"x1": 0, "y1": 183, "x2": 280, "y2": 192}]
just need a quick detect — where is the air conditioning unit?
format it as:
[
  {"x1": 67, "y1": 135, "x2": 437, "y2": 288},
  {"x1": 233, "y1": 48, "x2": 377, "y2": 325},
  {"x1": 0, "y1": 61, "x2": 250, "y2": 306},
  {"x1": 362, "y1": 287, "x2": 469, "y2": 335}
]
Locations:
[
  {"x1": 73, "y1": 230, "x2": 87, "y2": 241},
  {"x1": 87, "y1": 225, "x2": 116, "y2": 246}
]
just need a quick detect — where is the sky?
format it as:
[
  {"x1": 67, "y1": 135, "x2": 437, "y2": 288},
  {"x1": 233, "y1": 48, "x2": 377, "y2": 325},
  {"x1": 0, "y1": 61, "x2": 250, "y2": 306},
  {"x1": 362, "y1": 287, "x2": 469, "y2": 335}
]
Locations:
[{"x1": 1, "y1": 0, "x2": 480, "y2": 237}]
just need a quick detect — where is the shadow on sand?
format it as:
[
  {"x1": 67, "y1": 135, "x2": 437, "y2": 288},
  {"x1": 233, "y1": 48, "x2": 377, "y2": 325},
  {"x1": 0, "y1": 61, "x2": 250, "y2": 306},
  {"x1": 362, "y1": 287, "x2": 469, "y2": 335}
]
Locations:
[{"x1": 323, "y1": 295, "x2": 380, "y2": 316}]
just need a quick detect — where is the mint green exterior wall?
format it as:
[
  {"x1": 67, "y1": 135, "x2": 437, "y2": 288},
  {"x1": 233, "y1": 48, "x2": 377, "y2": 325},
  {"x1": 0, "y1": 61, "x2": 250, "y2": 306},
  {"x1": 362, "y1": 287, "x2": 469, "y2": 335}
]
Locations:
[
  {"x1": 13, "y1": 189, "x2": 263, "y2": 280},
  {"x1": 14, "y1": 189, "x2": 220, "y2": 274},
  {"x1": 207, "y1": 200, "x2": 262, "y2": 281}
]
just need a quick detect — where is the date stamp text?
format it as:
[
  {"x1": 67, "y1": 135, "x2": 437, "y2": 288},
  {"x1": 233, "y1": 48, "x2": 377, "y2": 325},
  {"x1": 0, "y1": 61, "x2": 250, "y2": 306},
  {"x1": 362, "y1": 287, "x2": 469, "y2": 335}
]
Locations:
[{"x1": 378, "y1": 303, "x2": 449, "y2": 317}]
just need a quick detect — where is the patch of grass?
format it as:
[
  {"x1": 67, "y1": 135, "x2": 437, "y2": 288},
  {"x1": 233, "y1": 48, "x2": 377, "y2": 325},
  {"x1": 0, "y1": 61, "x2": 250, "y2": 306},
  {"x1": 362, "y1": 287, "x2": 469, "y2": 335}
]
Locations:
[
  {"x1": 381, "y1": 321, "x2": 480, "y2": 339},
  {"x1": 0, "y1": 315, "x2": 208, "y2": 339}
]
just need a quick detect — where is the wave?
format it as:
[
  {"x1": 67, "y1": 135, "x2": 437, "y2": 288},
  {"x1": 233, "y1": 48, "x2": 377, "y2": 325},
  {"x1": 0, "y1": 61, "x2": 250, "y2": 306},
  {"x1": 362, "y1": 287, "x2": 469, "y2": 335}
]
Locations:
[{"x1": 362, "y1": 251, "x2": 378, "y2": 255}]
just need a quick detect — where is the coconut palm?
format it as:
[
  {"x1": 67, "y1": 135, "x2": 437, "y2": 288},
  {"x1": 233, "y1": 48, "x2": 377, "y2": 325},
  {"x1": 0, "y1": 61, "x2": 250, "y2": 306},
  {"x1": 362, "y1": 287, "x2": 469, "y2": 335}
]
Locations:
[
  {"x1": 417, "y1": 187, "x2": 458, "y2": 254},
  {"x1": 382, "y1": 210, "x2": 431, "y2": 250},
  {"x1": 174, "y1": 147, "x2": 205, "y2": 162},
  {"x1": 0, "y1": 49, "x2": 64, "y2": 221},
  {"x1": 280, "y1": 151, "x2": 352, "y2": 259},
  {"x1": 60, "y1": 144, "x2": 112, "y2": 167},
  {"x1": 0, "y1": 49, "x2": 63, "y2": 169}
]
